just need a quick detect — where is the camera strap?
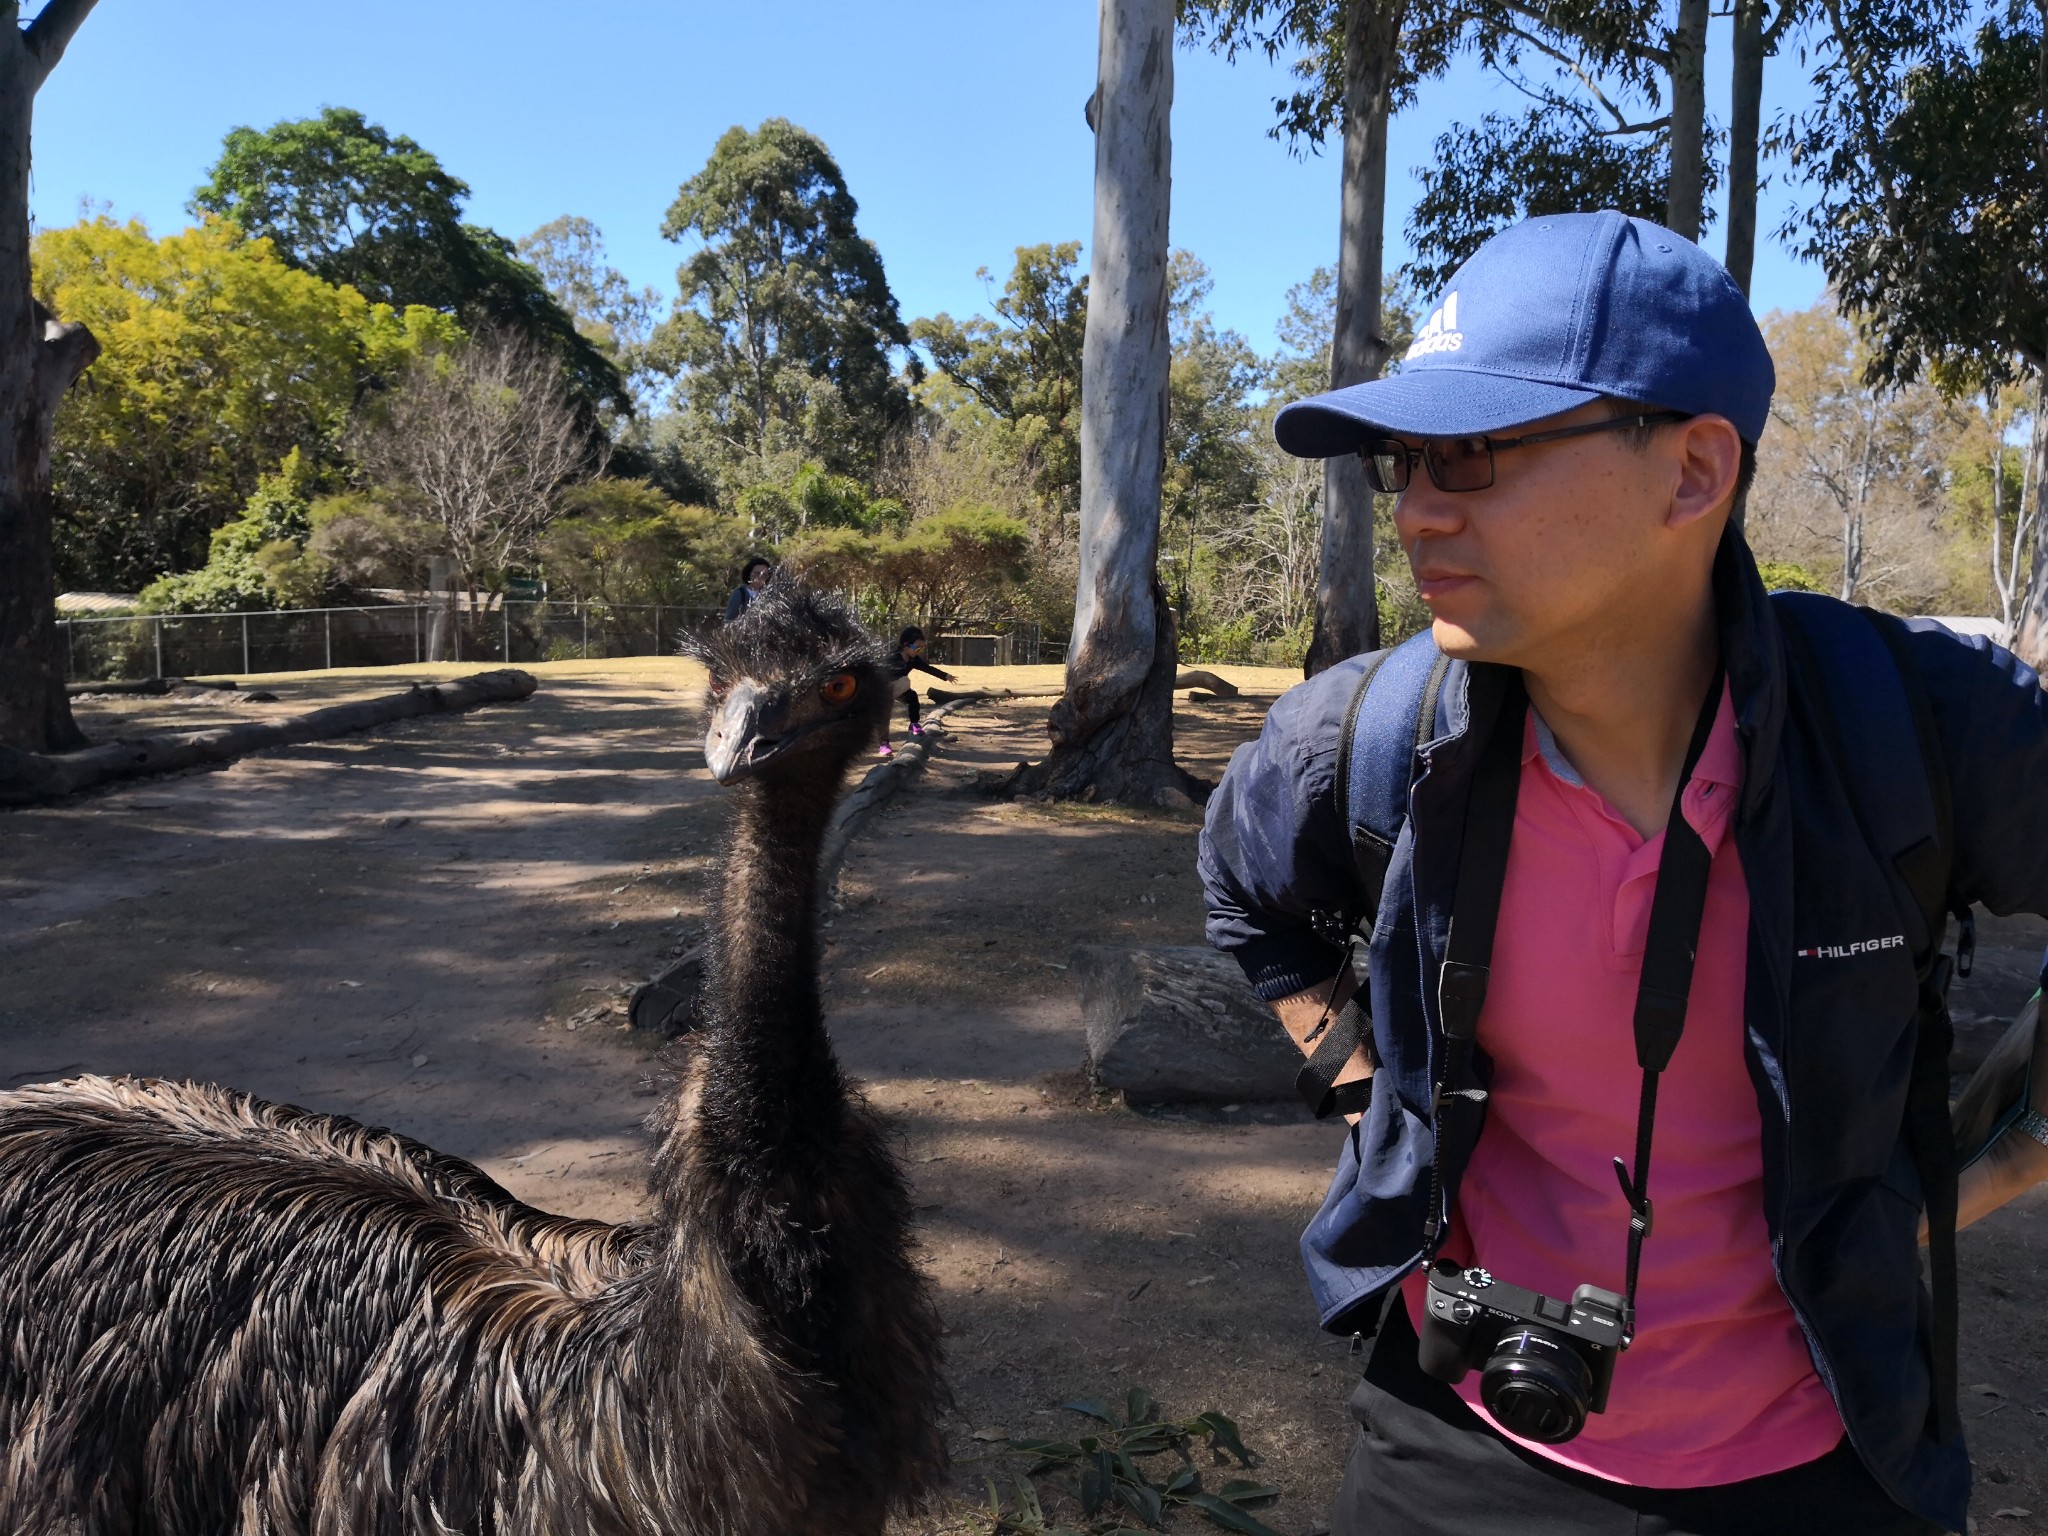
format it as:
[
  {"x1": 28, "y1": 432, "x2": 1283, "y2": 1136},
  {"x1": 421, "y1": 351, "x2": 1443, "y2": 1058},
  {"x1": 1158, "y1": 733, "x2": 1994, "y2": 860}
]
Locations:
[{"x1": 1430, "y1": 663, "x2": 1726, "y2": 1345}]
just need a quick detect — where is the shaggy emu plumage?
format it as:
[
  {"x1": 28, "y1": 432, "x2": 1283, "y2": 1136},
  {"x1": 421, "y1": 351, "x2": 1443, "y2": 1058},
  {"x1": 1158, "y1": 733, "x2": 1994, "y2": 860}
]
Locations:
[{"x1": 0, "y1": 584, "x2": 947, "y2": 1534}]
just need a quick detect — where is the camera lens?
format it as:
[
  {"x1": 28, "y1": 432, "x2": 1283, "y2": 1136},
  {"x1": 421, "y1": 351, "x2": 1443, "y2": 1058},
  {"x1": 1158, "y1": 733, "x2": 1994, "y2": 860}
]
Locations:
[{"x1": 1479, "y1": 1328, "x2": 1594, "y2": 1444}]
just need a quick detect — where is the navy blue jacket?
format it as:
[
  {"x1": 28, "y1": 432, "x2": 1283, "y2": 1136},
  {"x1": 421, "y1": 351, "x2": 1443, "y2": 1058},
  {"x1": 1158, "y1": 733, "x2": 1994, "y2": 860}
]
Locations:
[{"x1": 1199, "y1": 537, "x2": 2048, "y2": 1530}]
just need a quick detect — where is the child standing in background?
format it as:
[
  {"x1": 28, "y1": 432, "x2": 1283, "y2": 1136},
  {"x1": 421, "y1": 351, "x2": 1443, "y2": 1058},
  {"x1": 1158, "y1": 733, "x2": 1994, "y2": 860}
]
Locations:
[{"x1": 878, "y1": 627, "x2": 955, "y2": 757}]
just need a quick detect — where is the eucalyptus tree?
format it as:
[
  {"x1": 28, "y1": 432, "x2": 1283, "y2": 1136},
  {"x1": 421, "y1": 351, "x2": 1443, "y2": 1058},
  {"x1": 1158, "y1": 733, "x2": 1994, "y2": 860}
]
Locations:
[
  {"x1": 1013, "y1": 0, "x2": 1197, "y2": 803},
  {"x1": 0, "y1": 0, "x2": 98, "y2": 754},
  {"x1": 1776, "y1": 0, "x2": 2047, "y2": 661},
  {"x1": 1180, "y1": 0, "x2": 1459, "y2": 672},
  {"x1": 1407, "y1": 0, "x2": 1807, "y2": 298},
  {"x1": 912, "y1": 242, "x2": 1089, "y2": 542},
  {"x1": 656, "y1": 120, "x2": 912, "y2": 488}
]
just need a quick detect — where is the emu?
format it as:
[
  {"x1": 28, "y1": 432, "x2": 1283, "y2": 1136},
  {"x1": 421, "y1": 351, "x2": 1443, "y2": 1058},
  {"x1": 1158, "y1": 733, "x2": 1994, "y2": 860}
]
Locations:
[{"x1": 0, "y1": 585, "x2": 947, "y2": 1535}]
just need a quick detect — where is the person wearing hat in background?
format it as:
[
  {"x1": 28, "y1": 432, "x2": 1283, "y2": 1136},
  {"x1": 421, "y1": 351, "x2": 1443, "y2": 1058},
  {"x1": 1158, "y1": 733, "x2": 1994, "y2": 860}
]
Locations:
[
  {"x1": 722, "y1": 556, "x2": 773, "y2": 624},
  {"x1": 1199, "y1": 212, "x2": 2048, "y2": 1534},
  {"x1": 876, "y1": 626, "x2": 955, "y2": 758}
]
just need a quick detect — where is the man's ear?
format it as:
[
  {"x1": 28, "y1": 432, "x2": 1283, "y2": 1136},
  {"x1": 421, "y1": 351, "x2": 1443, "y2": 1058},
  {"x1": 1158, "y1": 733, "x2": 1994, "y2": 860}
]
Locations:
[{"x1": 1667, "y1": 414, "x2": 1743, "y2": 533}]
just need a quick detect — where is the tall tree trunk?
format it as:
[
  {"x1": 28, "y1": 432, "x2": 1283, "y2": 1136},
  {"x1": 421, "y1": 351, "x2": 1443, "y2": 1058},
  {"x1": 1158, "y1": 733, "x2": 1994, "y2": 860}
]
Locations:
[
  {"x1": 1013, "y1": 0, "x2": 1194, "y2": 806},
  {"x1": 1, "y1": 0, "x2": 101, "y2": 754},
  {"x1": 1666, "y1": 0, "x2": 1710, "y2": 241},
  {"x1": 1304, "y1": 0, "x2": 1403, "y2": 677},
  {"x1": 2014, "y1": 393, "x2": 2048, "y2": 668},
  {"x1": 1724, "y1": 0, "x2": 1765, "y2": 294}
]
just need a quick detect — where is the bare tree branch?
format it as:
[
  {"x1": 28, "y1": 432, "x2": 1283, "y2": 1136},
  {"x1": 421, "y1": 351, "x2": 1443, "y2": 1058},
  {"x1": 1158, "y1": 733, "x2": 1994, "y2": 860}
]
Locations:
[
  {"x1": 30, "y1": 298, "x2": 97, "y2": 416},
  {"x1": 21, "y1": 0, "x2": 98, "y2": 94}
]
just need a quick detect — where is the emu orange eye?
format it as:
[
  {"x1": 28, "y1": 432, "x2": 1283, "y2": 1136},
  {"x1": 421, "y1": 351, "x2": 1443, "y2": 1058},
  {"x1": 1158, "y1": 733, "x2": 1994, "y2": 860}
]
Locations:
[{"x1": 820, "y1": 673, "x2": 858, "y2": 704}]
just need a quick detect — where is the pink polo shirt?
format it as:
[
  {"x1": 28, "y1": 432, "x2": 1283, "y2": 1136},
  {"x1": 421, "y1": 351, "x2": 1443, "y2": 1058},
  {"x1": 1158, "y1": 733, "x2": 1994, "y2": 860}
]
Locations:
[{"x1": 1399, "y1": 687, "x2": 1843, "y2": 1486}]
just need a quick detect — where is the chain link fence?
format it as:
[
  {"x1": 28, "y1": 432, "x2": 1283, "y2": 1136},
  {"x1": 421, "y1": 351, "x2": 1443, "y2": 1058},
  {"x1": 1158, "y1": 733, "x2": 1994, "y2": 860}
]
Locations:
[{"x1": 57, "y1": 602, "x2": 1048, "y2": 683}]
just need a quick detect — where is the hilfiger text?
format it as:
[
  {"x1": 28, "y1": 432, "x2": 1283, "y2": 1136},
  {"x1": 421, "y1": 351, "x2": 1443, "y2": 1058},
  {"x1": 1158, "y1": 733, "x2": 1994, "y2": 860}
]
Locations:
[{"x1": 1796, "y1": 934, "x2": 1906, "y2": 959}]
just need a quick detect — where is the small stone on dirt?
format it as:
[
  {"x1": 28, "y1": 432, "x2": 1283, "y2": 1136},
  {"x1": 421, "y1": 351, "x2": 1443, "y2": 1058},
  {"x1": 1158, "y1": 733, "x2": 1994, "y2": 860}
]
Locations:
[{"x1": 410, "y1": 1054, "x2": 428, "y2": 1068}]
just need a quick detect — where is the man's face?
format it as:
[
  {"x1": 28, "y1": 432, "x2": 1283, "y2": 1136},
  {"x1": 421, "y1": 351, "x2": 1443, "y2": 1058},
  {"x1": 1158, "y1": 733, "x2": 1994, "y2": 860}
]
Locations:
[
  {"x1": 747, "y1": 565, "x2": 770, "y2": 591},
  {"x1": 1386, "y1": 401, "x2": 1706, "y2": 673}
]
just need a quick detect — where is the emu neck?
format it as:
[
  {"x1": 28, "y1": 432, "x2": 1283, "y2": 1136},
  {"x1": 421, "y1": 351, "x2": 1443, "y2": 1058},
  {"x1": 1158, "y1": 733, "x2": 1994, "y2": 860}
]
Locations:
[
  {"x1": 709, "y1": 776, "x2": 834, "y2": 1034},
  {"x1": 678, "y1": 769, "x2": 846, "y2": 1190}
]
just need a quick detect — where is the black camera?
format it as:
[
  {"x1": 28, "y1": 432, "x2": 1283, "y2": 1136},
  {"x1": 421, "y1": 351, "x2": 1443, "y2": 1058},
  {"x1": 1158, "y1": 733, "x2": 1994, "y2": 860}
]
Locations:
[{"x1": 1415, "y1": 1258, "x2": 1629, "y2": 1444}]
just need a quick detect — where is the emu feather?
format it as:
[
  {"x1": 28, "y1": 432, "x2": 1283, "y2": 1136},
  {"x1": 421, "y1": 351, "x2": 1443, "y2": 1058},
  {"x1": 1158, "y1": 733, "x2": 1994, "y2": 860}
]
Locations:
[{"x1": 0, "y1": 584, "x2": 947, "y2": 1535}]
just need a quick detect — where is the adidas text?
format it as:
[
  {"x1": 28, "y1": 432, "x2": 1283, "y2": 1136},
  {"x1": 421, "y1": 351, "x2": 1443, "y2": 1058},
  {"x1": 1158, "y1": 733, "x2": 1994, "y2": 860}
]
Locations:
[{"x1": 1405, "y1": 292, "x2": 1463, "y2": 361}]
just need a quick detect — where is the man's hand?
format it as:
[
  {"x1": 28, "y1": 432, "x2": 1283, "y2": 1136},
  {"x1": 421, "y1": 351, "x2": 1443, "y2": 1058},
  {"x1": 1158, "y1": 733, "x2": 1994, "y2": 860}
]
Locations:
[
  {"x1": 1272, "y1": 969, "x2": 1374, "y2": 1125},
  {"x1": 1953, "y1": 998, "x2": 2048, "y2": 1233}
]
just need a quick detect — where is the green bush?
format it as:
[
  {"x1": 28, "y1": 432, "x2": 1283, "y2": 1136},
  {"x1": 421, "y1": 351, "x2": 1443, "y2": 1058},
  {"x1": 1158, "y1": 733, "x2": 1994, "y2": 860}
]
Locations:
[{"x1": 140, "y1": 449, "x2": 330, "y2": 613}]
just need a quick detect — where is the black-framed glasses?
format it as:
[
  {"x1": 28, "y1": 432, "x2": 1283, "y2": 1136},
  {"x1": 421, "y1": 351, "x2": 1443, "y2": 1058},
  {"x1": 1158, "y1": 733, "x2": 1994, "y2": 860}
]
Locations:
[{"x1": 1358, "y1": 411, "x2": 1692, "y2": 494}]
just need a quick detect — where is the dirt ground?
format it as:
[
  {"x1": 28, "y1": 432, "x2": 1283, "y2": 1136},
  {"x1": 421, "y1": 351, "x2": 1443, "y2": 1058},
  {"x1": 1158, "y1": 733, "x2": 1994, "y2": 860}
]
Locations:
[{"x1": 3, "y1": 660, "x2": 2044, "y2": 1534}]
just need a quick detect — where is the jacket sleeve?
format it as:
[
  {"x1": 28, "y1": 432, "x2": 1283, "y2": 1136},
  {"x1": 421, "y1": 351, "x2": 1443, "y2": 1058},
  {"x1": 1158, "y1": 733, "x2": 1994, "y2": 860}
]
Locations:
[
  {"x1": 1199, "y1": 657, "x2": 1373, "y2": 1001},
  {"x1": 911, "y1": 659, "x2": 954, "y2": 680},
  {"x1": 1904, "y1": 622, "x2": 2048, "y2": 919}
]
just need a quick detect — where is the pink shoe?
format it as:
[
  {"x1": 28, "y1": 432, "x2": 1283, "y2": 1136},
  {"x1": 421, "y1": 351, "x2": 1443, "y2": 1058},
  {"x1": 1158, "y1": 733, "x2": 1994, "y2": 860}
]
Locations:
[
  {"x1": 876, "y1": 742, "x2": 893, "y2": 757},
  {"x1": 907, "y1": 721, "x2": 924, "y2": 736}
]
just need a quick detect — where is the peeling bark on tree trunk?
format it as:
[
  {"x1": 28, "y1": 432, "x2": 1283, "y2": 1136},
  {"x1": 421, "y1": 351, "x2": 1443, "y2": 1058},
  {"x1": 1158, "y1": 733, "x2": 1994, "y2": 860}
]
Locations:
[
  {"x1": 1305, "y1": 0, "x2": 1402, "y2": 679},
  {"x1": 1725, "y1": 0, "x2": 1765, "y2": 295},
  {"x1": 2014, "y1": 402, "x2": 2048, "y2": 669},
  {"x1": 1666, "y1": 0, "x2": 1710, "y2": 242},
  {"x1": 1011, "y1": 0, "x2": 1195, "y2": 807},
  {"x1": 0, "y1": 0, "x2": 101, "y2": 755}
]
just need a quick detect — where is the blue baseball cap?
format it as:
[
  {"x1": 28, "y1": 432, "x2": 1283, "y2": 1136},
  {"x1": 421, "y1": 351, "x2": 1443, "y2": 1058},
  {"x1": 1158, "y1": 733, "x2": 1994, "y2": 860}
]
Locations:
[{"x1": 1274, "y1": 211, "x2": 1775, "y2": 456}]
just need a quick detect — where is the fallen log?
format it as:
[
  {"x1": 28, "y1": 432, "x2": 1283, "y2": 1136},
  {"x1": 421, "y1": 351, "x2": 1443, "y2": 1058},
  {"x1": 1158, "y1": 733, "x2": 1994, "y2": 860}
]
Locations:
[
  {"x1": 1173, "y1": 668, "x2": 1238, "y2": 698},
  {"x1": 65, "y1": 676, "x2": 241, "y2": 698},
  {"x1": 929, "y1": 671, "x2": 1236, "y2": 710},
  {"x1": 1073, "y1": 943, "x2": 1299, "y2": 1104},
  {"x1": 0, "y1": 669, "x2": 538, "y2": 807}
]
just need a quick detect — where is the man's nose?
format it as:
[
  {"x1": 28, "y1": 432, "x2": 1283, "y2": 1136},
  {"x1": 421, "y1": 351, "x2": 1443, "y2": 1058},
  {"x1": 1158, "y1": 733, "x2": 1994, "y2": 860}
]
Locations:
[{"x1": 1390, "y1": 475, "x2": 1465, "y2": 545}]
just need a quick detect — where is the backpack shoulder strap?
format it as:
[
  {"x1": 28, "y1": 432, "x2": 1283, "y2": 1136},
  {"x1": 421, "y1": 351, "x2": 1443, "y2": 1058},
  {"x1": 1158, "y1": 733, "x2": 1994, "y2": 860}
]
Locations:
[
  {"x1": 1336, "y1": 632, "x2": 1452, "y2": 929},
  {"x1": 1773, "y1": 592, "x2": 1965, "y2": 1446},
  {"x1": 1297, "y1": 633, "x2": 1449, "y2": 1122}
]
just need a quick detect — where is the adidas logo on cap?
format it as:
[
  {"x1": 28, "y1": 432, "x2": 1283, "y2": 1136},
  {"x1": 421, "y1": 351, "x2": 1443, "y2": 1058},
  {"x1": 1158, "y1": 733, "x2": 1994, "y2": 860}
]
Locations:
[{"x1": 1406, "y1": 292, "x2": 1463, "y2": 360}]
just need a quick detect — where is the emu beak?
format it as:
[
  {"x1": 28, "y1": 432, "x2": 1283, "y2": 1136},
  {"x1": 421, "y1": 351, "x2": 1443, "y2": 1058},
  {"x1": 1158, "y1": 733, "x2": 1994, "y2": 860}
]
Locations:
[{"x1": 705, "y1": 681, "x2": 783, "y2": 784}]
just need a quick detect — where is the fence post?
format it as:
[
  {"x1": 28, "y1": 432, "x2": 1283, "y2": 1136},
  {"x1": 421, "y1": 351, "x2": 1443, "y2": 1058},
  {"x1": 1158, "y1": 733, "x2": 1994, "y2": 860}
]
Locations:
[
  {"x1": 153, "y1": 616, "x2": 164, "y2": 680},
  {"x1": 653, "y1": 604, "x2": 660, "y2": 656},
  {"x1": 414, "y1": 604, "x2": 423, "y2": 665},
  {"x1": 63, "y1": 620, "x2": 73, "y2": 682},
  {"x1": 323, "y1": 609, "x2": 332, "y2": 670},
  {"x1": 503, "y1": 599, "x2": 511, "y2": 663},
  {"x1": 582, "y1": 600, "x2": 589, "y2": 659},
  {"x1": 240, "y1": 613, "x2": 250, "y2": 675}
]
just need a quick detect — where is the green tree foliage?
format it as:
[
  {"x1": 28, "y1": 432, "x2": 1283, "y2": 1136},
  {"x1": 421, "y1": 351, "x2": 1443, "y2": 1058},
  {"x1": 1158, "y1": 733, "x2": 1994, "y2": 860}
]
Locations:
[
  {"x1": 1405, "y1": 109, "x2": 1703, "y2": 291},
  {"x1": 31, "y1": 215, "x2": 458, "y2": 590},
  {"x1": 538, "y1": 479, "x2": 753, "y2": 607},
  {"x1": 1162, "y1": 253, "x2": 1264, "y2": 634},
  {"x1": 911, "y1": 242, "x2": 1089, "y2": 538},
  {"x1": 783, "y1": 503, "x2": 1031, "y2": 623},
  {"x1": 1177, "y1": 0, "x2": 1460, "y2": 151},
  {"x1": 654, "y1": 119, "x2": 913, "y2": 488},
  {"x1": 1399, "y1": 0, "x2": 1746, "y2": 290},
  {"x1": 516, "y1": 215, "x2": 664, "y2": 402},
  {"x1": 1779, "y1": 5, "x2": 2044, "y2": 392},
  {"x1": 191, "y1": 107, "x2": 626, "y2": 418}
]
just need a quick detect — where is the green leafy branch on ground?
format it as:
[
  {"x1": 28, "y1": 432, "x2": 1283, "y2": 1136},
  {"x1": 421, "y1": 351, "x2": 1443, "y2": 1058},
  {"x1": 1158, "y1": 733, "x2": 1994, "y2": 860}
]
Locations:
[{"x1": 972, "y1": 1388, "x2": 1285, "y2": 1536}]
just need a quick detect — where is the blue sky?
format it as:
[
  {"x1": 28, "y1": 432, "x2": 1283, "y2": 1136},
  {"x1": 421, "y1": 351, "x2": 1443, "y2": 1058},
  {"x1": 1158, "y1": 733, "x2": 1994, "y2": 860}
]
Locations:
[{"x1": 29, "y1": 0, "x2": 1828, "y2": 358}]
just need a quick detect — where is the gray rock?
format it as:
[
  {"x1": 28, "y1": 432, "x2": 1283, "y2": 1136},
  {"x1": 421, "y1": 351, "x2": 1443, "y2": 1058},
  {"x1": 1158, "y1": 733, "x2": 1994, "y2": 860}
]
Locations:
[{"x1": 1073, "y1": 944, "x2": 1300, "y2": 1104}]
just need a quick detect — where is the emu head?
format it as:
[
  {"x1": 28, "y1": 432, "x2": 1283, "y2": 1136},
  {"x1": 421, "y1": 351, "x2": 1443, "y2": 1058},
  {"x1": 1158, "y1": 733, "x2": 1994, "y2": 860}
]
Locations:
[{"x1": 694, "y1": 581, "x2": 891, "y2": 787}]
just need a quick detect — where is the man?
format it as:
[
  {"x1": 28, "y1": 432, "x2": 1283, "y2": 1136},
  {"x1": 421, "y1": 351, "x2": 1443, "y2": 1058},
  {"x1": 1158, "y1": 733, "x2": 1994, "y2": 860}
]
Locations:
[{"x1": 1198, "y1": 212, "x2": 2048, "y2": 1534}]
